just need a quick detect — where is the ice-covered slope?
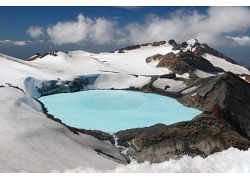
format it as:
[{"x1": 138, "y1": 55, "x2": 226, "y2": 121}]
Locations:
[
  {"x1": 185, "y1": 39, "x2": 250, "y2": 75},
  {"x1": 203, "y1": 53, "x2": 249, "y2": 75},
  {"x1": 1, "y1": 39, "x2": 248, "y2": 92},
  {"x1": 0, "y1": 51, "x2": 122, "y2": 90},
  {"x1": 0, "y1": 87, "x2": 127, "y2": 172},
  {"x1": 0, "y1": 45, "x2": 175, "y2": 93},
  {"x1": 89, "y1": 43, "x2": 174, "y2": 75},
  {"x1": 0, "y1": 39, "x2": 249, "y2": 172}
]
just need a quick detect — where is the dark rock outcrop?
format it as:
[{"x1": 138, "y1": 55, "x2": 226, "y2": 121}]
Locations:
[
  {"x1": 151, "y1": 41, "x2": 166, "y2": 46},
  {"x1": 180, "y1": 72, "x2": 250, "y2": 138},
  {"x1": 168, "y1": 39, "x2": 238, "y2": 65},
  {"x1": 27, "y1": 50, "x2": 70, "y2": 61},
  {"x1": 115, "y1": 72, "x2": 250, "y2": 163},
  {"x1": 240, "y1": 74, "x2": 250, "y2": 83},
  {"x1": 74, "y1": 129, "x2": 115, "y2": 144},
  {"x1": 168, "y1": 39, "x2": 188, "y2": 50},
  {"x1": 191, "y1": 42, "x2": 238, "y2": 64},
  {"x1": 116, "y1": 112, "x2": 250, "y2": 163},
  {"x1": 159, "y1": 73, "x2": 176, "y2": 79},
  {"x1": 145, "y1": 54, "x2": 163, "y2": 63},
  {"x1": 27, "y1": 53, "x2": 41, "y2": 61},
  {"x1": 168, "y1": 39, "x2": 177, "y2": 45},
  {"x1": 156, "y1": 51, "x2": 223, "y2": 77},
  {"x1": 113, "y1": 41, "x2": 166, "y2": 53},
  {"x1": 40, "y1": 50, "x2": 60, "y2": 58}
]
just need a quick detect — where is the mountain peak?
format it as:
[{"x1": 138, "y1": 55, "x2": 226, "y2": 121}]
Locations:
[{"x1": 27, "y1": 50, "x2": 70, "y2": 61}]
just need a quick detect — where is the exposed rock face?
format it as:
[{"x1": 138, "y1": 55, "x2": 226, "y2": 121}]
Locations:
[
  {"x1": 117, "y1": 44, "x2": 141, "y2": 53},
  {"x1": 180, "y1": 72, "x2": 250, "y2": 138},
  {"x1": 151, "y1": 41, "x2": 166, "y2": 46},
  {"x1": 240, "y1": 74, "x2": 250, "y2": 83},
  {"x1": 27, "y1": 53, "x2": 41, "y2": 61},
  {"x1": 191, "y1": 42, "x2": 238, "y2": 64},
  {"x1": 168, "y1": 39, "x2": 177, "y2": 45},
  {"x1": 168, "y1": 39, "x2": 188, "y2": 50},
  {"x1": 168, "y1": 39, "x2": 238, "y2": 64},
  {"x1": 145, "y1": 54, "x2": 163, "y2": 63},
  {"x1": 40, "y1": 50, "x2": 60, "y2": 58},
  {"x1": 70, "y1": 128, "x2": 115, "y2": 144},
  {"x1": 27, "y1": 50, "x2": 70, "y2": 61},
  {"x1": 156, "y1": 51, "x2": 223, "y2": 77},
  {"x1": 116, "y1": 112, "x2": 250, "y2": 163},
  {"x1": 113, "y1": 41, "x2": 166, "y2": 53},
  {"x1": 159, "y1": 73, "x2": 176, "y2": 79},
  {"x1": 115, "y1": 72, "x2": 250, "y2": 163}
]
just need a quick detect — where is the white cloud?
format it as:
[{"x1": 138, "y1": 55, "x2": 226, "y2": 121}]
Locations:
[
  {"x1": 0, "y1": 40, "x2": 44, "y2": 46},
  {"x1": 26, "y1": 26, "x2": 43, "y2": 38},
  {"x1": 13, "y1": 41, "x2": 26, "y2": 46},
  {"x1": 125, "y1": 7, "x2": 250, "y2": 47},
  {"x1": 226, "y1": 36, "x2": 250, "y2": 46},
  {"x1": 47, "y1": 14, "x2": 117, "y2": 45},
  {"x1": 36, "y1": 7, "x2": 250, "y2": 47},
  {"x1": 90, "y1": 18, "x2": 116, "y2": 44},
  {"x1": 0, "y1": 40, "x2": 11, "y2": 43}
]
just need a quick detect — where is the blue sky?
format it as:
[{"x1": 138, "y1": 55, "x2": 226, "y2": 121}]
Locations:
[{"x1": 0, "y1": 6, "x2": 250, "y2": 66}]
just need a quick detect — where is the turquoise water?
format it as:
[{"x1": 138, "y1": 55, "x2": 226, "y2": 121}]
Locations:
[{"x1": 39, "y1": 90, "x2": 201, "y2": 133}]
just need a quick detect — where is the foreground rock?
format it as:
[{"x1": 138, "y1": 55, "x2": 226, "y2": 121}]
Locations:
[{"x1": 115, "y1": 72, "x2": 250, "y2": 163}]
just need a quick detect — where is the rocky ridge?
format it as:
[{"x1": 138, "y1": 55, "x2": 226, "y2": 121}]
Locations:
[
  {"x1": 27, "y1": 50, "x2": 70, "y2": 61},
  {"x1": 112, "y1": 41, "x2": 167, "y2": 53},
  {"x1": 155, "y1": 51, "x2": 223, "y2": 78},
  {"x1": 115, "y1": 72, "x2": 250, "y2": 163},
  {"x1": 169, "y1": 39, "x2": 238, "y2": 64}
]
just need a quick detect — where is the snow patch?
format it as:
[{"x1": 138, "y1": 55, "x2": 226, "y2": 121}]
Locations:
[
  {"x1": 203, "y1": 53, "x2": 250, "y2": 75},
  {"x1": 91, "y1": 44, "x2": 173, "y2": 75},
  {"x1": 181, "y1": 86, "x2": 198, "y2": 94},
  {"x1": 191, "y1": 92, "x2": 197, "y2": 97},
  {"x1": 153, "y1": 78, "x2": 187, "y2": 92},
  {"x1": 195, "y1": 69, "x2": 219, "y2": 78},
  {"x1": 92, "y1": 74, "x2": 151, "y2": 89},
  {"x1": 59, "y1": 147, "x2": 250, "y2": 173}
]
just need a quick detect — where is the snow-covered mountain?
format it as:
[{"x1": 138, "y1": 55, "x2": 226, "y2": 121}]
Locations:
[
  {"x1": 0, "y1": 39, "x2": 250, "y2": 172},
  {"x1": 1, "y1": 39, "x2": 249, "y2": 96}
]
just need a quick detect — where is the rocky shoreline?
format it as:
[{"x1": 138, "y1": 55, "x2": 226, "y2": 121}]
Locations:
[
  {"x1": 34, "y1": 71, "x2": 250, "y2": 163},
  {"x1": 115, "y1": 72, "x2": 250, "y2": 162}
]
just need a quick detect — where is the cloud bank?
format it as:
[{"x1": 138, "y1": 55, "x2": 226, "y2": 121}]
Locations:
[
  {"x1": 0, "y1": 40, "x2": 27, "y2": 46},
  {"x1": 126, "y1": 7, "x2": 250, "y2": 47},
  {"x1": 13, "y1": 41, "x2": 26, "y2": 46},
  {"x1": 226, "y1": 36, "x2": 250, "y2": 46},
  {"x1": 27, "y1": 7, "x2": 250, "y2": 48},
  {"x1": 47, "y1": 14, "x2": 117, "y2": 45},
  {"x1": 26, "y1": 26, "x2": 43, "y2": 38}
]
